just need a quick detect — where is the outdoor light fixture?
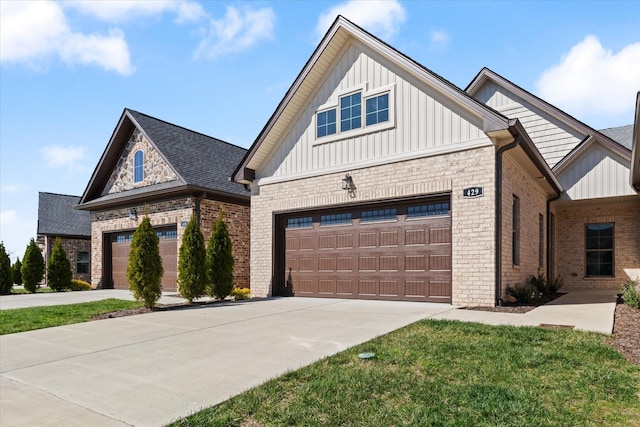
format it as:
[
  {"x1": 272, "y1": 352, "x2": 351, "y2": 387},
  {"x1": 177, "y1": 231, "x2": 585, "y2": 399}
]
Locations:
[
  {"x1": 128, "y1": 208, "x2": 137, "y2": 220},
  {"x1": 341, "y1": 174, "x2": 356, "y2": 198}
]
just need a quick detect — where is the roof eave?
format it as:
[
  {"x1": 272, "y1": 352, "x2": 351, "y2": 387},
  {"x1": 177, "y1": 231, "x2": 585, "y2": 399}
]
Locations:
[{"x1": 631, "y1": 92, "x2": 640, "y2": 191}]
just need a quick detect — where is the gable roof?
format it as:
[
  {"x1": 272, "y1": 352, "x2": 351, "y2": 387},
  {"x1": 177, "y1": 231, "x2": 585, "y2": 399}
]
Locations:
[
  {"x1": 232, "y1": 16, "x2": 515, "y2": 185},
  {"x1": 38, "y1": 192, "x2": 91, "y2": 237},
  {"x1": 600, "y1": 124, "x2": 633, "y2": 150},
  {"x1": 465, "y1": 68, "x2": 631, "y2": 172},
  {"x1": 78, "y1": 109, "x2": 249, "y2": 209}
]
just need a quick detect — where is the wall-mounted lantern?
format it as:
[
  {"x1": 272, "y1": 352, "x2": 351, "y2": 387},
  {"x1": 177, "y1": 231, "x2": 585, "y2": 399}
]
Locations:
[
  {"x1": 128, "y1": 208, "x2": 137, "y2": 220},
  {"x1": 341, "y1": 174, "x2": 356, "y2": 198}
]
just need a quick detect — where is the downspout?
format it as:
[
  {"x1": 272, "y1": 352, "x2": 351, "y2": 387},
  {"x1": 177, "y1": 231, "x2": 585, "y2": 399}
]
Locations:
[
  {"x1": 546, "y1": 193, "x2": 562, "y2": 281},
  {"x1": 495, "y1": 133, "x2": 521, "y2": 306}
]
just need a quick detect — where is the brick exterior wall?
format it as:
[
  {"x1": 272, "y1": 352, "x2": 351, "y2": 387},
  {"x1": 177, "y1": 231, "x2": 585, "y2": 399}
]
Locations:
[
  {"x1": 553, "y1": 197, "x2": 640, "y2": 289},
  {"x1": 501, "y1": 153, "x2": 549, "y2": 293},
  {"x1": 199, "y1": 200, "x2": 251, "y2": 289},
  {"x1": 90, "y1": 197, "x2": 250, "y2": 290},
  {"x1": 250, "y1": 146, "x2": 497, "y2": 306},
  {"x1": 42, "y1": 236, "x2": 91, "y2": 284},
  {"x1": 103, "y1": 129, "x2": 178, "y2": 196}
]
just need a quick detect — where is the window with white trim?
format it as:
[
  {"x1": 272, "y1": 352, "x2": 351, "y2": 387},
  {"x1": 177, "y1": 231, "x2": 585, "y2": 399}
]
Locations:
[
  {"x1": 134, "y1": 150, "x2": 144, "y2": 183},
  {"x1": 315, "y1": 85, "x2": 394, "y2": 142}
]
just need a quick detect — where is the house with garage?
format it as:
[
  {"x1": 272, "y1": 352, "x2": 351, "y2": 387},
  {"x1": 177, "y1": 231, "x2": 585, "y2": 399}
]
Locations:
[
  {"x1": 76, "y1": 109, "x2": 250, "y2": 291},
  {"x1": 37, "y1": 192, "x2": 92, "y2": 284},
  {"x1": 233, "y1": 16, "x2": 639, "y2": 306}
]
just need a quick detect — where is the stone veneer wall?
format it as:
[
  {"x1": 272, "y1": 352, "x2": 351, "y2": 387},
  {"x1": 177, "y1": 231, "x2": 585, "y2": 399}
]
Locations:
[
  {"x1": 500, "y1": 153, "x2": 549, "y2": 292},
  {"x1": 43, "y1": 236, "x2": 91, "y2": 284},
  {"x1": 103, "y1": 129, "x2": 178, "y2": 196},
  {"x1": 553, "y1": 197, "x2": 640, "y2": 289},
  {"x1": 250, "y1": 146, "x2": 497, "y2": 306},
  {"x1": 90, "y1": 198, "x2": 194, "y2": 288},
  {"x1": 199, "y1": 199, "x2": 251, "y2": 289}
]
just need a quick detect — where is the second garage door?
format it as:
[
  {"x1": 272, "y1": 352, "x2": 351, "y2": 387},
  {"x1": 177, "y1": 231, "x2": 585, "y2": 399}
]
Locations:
[
  {"x1": 281, "y1": 197, "x2": 452, "y2": 303},
  {"x1": 110, "y1": 226, "x2": 178, "y2": 291}
]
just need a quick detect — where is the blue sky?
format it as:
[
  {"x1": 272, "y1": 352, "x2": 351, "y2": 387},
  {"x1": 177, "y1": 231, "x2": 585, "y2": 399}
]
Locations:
[{"x1": 1, "y1": 0, "x2": 639, "y2": 261}]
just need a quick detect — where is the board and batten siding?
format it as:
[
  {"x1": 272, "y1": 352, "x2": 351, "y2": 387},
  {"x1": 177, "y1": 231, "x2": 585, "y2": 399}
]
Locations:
[
  {"x1": 473, "y1": 82, "x2": 584, "y2": 168},
  {"x1": 559, "y1": 144, "x2": 635, "y2": 200},
  {"x1": 258, "y1": 40, "x2": 490, "y2": 181}
]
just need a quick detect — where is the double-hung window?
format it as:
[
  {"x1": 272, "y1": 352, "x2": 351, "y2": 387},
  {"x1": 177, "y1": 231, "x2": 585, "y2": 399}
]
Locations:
[
  {"x1": 585, "y1": 223, "x2": 614, "y2": 276},
  {"x1": 77, "y1": 252, "x2": 89, "y2": 274}
]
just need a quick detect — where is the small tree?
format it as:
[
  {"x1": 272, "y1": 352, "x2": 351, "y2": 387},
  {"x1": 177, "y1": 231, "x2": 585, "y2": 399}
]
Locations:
[
  {"x1": 0, "y1": 242, "x2": 12, "y2": 295},
  {"x1": 12, "y1": 257, "x2": 23, "y2": 286},
  {"x1": 206, "y1": 210, "x2": 235, "y2": 300},
  {"x1": 127, "y1": 216, "x2": 163, "y2": 309},
  {"x1": 48, "y1": 238, "x2": 73, "y2": 292},
  {"x1": 21, "y1": 239, "x2": 44, "y2": 293},
  {"x1": 178, "y1": 216, "x2": 207, "y2": 303}
]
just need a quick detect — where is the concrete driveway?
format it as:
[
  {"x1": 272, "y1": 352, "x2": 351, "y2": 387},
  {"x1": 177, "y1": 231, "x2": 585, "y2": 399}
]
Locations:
[{"x1": 0, "y1": 297, "x2": 454, "y2": 426}]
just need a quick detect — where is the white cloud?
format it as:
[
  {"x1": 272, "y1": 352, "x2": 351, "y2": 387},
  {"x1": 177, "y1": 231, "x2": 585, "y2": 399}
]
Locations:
[
  {"x1": 429, "y1": 29, "x2": 450, "y2": 51},
  {"x1": 1, "y1": 184, "x2": 27, "y2": 194},
  {"x1": 0, "y1": 0, "x2": 134, "y2": 75},
  {"x1": 65, "y1": 0, "x2": 206, "y2": 24},
  {"x1": 536, "y1": 36, "x2": 640, "y2": 117},
  {"x1": 42, "y1": 145, "x2": 88, "y2": 170},
  {"x1": 0, "y1": 210, "x2": 18, "y2": 225},
  {"x1": 194, "y1": 5, "x2": 275, "y2": 60},
  {"x1": 316, "y1": 0, "x2": 406, "y2": 40}
]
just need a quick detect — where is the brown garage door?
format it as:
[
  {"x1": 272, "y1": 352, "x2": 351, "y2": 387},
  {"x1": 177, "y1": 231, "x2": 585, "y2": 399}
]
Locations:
[
  {"x1": 110, "y1": 227, "x2": 178, "y2": 291},
  {"x1": 282, "y1": 197, "x2": 452, "y2": 303}
]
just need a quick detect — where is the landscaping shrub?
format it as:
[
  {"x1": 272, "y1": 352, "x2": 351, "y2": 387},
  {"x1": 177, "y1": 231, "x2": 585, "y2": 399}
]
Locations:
[
  {"x1": 69, "y1": 279, "x2": 92, "y2": 291},
  {"x1": 621, "y1": 280, "x2": 640, "y2": 309},
  {"x1": 506, "y1": 281, "x2": 540, "y2": 304},
  {"x1": 0, "y1": 242, "x2": 12, "y2": 295},
  {"x1": 206, "y1": 210, "x2": 234, "y2": 300},
  {"x1": 544, "y1": 274, "x2": 564, "y2": 294},
  {"x1": 21, "y1": 239, "x2": 44, "y2": 293},
  {"x1": 47, "y1": 238, "x2": 73, "y2": 292},
  {"x1": 177, "y1": 216, "x2": 207, "y2": 303},
  {"x1": 12, "y1": 257, "x2": 22, "y2": 286},
  {"x1": 231, "y1": 287, "x2": 251, "y2": 300},
  {"x1": 127, "y1": 216, "x2": 163, "y2": 309},
  {"x1": 527, "y1": 273, "x2": 546, "y2": 294}
]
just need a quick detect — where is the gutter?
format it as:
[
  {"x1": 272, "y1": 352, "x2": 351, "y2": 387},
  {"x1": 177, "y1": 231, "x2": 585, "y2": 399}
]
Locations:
[
  {"x1": 546, "y1": 192, "x2": 562, "y2": 281},
  {"x1": 495, "y1": 130, "x2": 521, "y2": 306}
]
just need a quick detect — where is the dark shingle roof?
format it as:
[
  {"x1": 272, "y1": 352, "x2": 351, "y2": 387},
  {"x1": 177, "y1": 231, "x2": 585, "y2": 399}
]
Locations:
[
  {"x1": 38, "y1": 192, "x2": 91, "y2": 237},
  {"x1": 127, "y1": 110, "x2": 249, "y2": 197},
  {"x1": 598, "y1": 125, "x2": 633, "y2": 150}
]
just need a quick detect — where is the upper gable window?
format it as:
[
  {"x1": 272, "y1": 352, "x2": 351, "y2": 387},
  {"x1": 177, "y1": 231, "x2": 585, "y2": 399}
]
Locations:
[
  {"x1": 315, "y1": 84, "x2": 394, "y2": 144},
  {"x1": 134, "y1": 150, "x2": 144, "y2": 183},
  {"x1": 340, "y1": 92, "x2": 362, "y2": 132}
]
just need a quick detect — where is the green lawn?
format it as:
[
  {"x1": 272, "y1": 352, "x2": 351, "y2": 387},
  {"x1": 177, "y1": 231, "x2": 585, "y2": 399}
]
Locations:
[
  {"x1": 0, "y1": 299, "x2": 144, "y2": 335},
  {"x1": 171, "y1": 320, "x2": 640, "y2": 427}
]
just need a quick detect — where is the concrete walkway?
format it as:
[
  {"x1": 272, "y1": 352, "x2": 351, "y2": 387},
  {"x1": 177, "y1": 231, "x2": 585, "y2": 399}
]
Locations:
[{"x1": 0, "y1": 290, "x2": 618, "y2": 426}]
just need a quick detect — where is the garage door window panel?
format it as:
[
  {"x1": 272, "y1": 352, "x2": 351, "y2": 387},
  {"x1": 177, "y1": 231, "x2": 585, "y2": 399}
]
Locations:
[{"x1": 361, "y1": 208, "x2": 397, "y2": 222}]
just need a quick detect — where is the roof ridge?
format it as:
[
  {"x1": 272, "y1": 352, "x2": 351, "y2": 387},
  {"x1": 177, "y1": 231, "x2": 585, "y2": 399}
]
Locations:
[{"x1": 125, "y1": 108, "x2": 247, "y2": 150}]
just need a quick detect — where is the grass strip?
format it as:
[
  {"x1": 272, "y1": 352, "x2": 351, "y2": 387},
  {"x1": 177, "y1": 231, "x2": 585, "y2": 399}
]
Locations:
[
  {"x1": 0, "y1": 298, "x2": 144, "y2": 335},
  {"x1": 170, "y1": 320, "x2": 640, "y2": 427}
]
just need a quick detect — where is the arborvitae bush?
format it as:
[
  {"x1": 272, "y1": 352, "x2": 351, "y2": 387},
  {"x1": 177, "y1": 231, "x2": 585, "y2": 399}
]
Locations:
[
  {"x1": 178, "y1": 216, "x2": 207, "y2": 303},
  {"x1": 12, "y1": 257, "x2": 23, "y2": 286},
  {"x1": 0, "y1": 242, "x2": 12, "y2": 295},
  {"x1": 21, "y1": 239, "x2": 44, "y2": 293},
  {"x1": 48, "y1": 238, "x2": 73, "y2": 292},
  {"x1": 127, "y1": 216, "x2": 163, "y2": 309},
  {"x1": 206, "y1": 210, "x2": 235, "y2": 300}
]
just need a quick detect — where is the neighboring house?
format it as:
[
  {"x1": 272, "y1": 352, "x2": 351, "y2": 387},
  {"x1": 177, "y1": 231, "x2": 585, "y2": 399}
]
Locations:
[
  {"x1": 37, "y1": 192, "x2": 92, "y2": 284},
  {"x1": 233, "y1": 16, "x2": 639, "y2": 306},
  {"x1": 76, "y1": 109, "x2": 250, "y2": 291}
]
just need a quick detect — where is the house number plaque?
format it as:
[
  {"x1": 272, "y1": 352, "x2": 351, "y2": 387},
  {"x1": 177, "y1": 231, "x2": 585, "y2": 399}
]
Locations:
[{"x1": 463, "y1": 187, "x2": 483, "y2": 198}]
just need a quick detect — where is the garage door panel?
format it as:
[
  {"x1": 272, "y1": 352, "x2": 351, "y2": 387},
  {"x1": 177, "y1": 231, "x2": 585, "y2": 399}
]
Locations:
[{"x1": 283, "y1": 197, "x2": 451, "y2": 303}]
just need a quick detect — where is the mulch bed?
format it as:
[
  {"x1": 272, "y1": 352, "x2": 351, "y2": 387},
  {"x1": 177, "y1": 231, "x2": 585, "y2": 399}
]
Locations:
[{"x1": 92, "y1": 295, "x2": 640, "y2": 366}]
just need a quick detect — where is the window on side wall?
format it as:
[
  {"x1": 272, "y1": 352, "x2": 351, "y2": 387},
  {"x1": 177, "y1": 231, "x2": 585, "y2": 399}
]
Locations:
[
  {"x1": 316, "y1": 109, "x2": 336, "y2": 138},
  {"x1": 77, "y1": 251, "x2": 89, "y2": 274},
  {"x1": 340, "y1": 92, "x2": 362, "y2": 132},
  {"x1": 134, "y1": 150, "x2": 144, "y2": 183},
  {"x1": 585, "y1": 223, "x2": 614, "y2": 276},
  {"x1": 366, "y1": 93, "x2": 389, "y2": 126}
]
